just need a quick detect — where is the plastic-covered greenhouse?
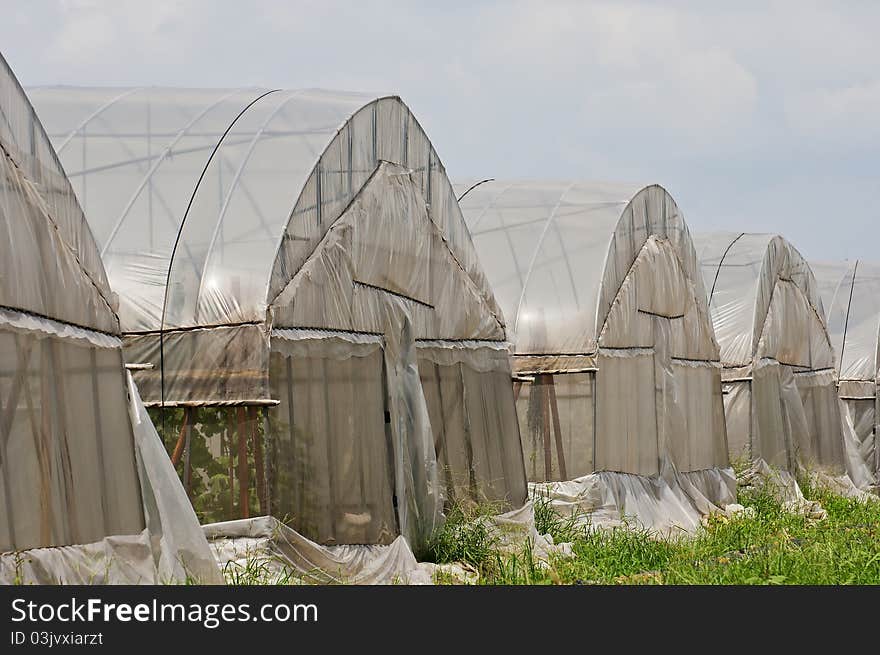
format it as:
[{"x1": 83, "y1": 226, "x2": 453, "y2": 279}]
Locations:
[
  {"x1": 0, "y1": 56, "x2": 219, "y2": 583},
  {"x1": 693, "y1": 232, "x2": 869, "y2": 496},
  {"x1": 455, "y1": 180, "x2": 734, "y2": 533},
  {"x1": 812, "y1": 260, "x2": 880, "y2": 483},
  {"x1": 29, "y1": 87, "x2": 527, "y2": 552}
]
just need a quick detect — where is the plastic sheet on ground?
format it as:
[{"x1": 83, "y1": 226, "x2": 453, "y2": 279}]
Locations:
[
  {"x1": 0, "y1": 529, "x2": 159, "y2": 584},
  {"x1": 529, "y1": 464, "x2": 738, "y2": 537},
  {"x1": 205, "y1": 501, "x2": 568, "y2": 585},
  {"x1": 205, "y1": 516, "x2": 432, "y2": 585}
]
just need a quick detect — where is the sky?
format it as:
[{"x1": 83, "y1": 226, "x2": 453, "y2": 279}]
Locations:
[{"x1": 1, "y1": 0, "x2": 877, "y2": 261}]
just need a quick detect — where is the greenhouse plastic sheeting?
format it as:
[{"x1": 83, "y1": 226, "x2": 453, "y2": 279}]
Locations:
[
  {"x1": 1, "y1": 59, "x2": 114, "y2": 335},
  {"x1": 455, "y1": 179, "x2": 731, "y2": 526},
  {"x1": 0, "y1": 52, "x2": 221, "y2": 584},
  {"x1": 812, "y1": 260, "x2": 880, "y2": 480},
  {"x1": 205, "y1": 501, "x2": 563, "y2": 585},
  {"x1": 693, "y1": 232, "x2": 871, "y2": 494},
  {"x1": 205, "y1": 516, "x2": 430, "y2": 585},
  {"x1": 127, "y1": 373, "x2": 224, "y2": 583},
  {"x1": 29, "y1": 87, "x2": 501, "y2": 343},
  {"x1": 0, "y1": 376, "x2": 222, "y2": 584},
  {"x1": 1, "y1": 51, "x2": 145, "y2": 558},
  {"x1": 264, "y1": 165, "x2": 525, "y2": 549},
  {"x1": 31, "y1": 87, "x2": 527, "y2": 549},
  {"x1": 530, "y1": 464, "x2": 738, "y2": 536}
]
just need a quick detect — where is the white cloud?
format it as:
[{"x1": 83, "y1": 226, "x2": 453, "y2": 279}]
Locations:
[
  {"x1": 0, "y1": 0, "x2": 878, "y2": 259},
  {"x1": 785, "y1": 79, "x2": 880, "y2": 146}
]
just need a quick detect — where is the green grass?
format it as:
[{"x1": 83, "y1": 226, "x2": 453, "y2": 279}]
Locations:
[
  {"x1": 220, "y1": 479, "x2": 880, "y2": 585},
  {"x1": 464, "y1": 481, "x2": 880, "y2": 585}
]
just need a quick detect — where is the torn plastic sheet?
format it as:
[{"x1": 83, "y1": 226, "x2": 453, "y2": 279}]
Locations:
[
  {"x1": 840, "y1": 398, "x2": 877, "y2": 490},
  {"x1": 530, "y1": 465, "x2": 738, "y2": 537},
  {"x1": 126, "y1": 372, "x2": 224, "y2": 584}
]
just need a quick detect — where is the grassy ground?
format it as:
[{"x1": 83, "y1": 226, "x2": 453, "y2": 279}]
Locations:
[{"x1": 426, "y1": 480, "x2": 880, "y2": 585}]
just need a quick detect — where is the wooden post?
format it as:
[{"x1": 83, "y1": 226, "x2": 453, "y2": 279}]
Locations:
[
  {"x1": 547, "y1": 375, "x2": 568, "y2": 480},
  {"x1": 540, "y1": 375, "x2": 552, "y2": 481},
  {"x1": 170, "y1": 409, "x2": 190, "y2": 466},
  {"x1": 226, "y1": 409, "x2": 235, "y2": 517},
  {"x1": 513, "y1": 380, "x2": 522, "y2": 401},
  {"x1": 237, "y1": 407, "x2": 250, "y2": 519},
  {"x1": 182, "y1": 407, "x2": 192, "y2": 496},
  {"x1": 251, "y1": 407, "x2": 266, "y2": 515}
]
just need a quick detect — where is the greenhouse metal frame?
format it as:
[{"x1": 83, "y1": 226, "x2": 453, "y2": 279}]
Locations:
[
  {"x1": 694, "y1": 232, "x2": 868, "y2": 493},
  {"x1": 30, "y1": 87, "x2": 528, "y2": 549},
  {"x1": 455, "y1": 179, "x2": 734, "y2": 532},
  {"x1": 0, "y1": 55, "x2": 218, "y2": 583},
  {"x1": 812, "y1": 260, "x2": 880, "y2": 482}
]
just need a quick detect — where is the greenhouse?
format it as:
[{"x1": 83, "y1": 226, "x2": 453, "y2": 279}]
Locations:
[
  {"x1": 812, "y1": 260, "x2": 880, "y2": 483},
  {"x1": 693, "y1": 232, "x2": 869, "y2": 496},
  {"x1": 0, "y1": 55, "x2": 219, "y2": 583},
  {"x1": 29, "y1": 87, "x2": 527, "y2": 551},
  {"x1": 455, "y1": 179, "x2": 735, "y2": 533}
]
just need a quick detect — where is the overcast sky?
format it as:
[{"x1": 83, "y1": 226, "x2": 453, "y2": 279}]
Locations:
[{"x1": 1, "y1": 0, "x2": 877, "y2": 261}]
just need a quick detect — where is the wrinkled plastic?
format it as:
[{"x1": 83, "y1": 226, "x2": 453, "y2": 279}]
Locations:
[
  {"x1": 812, "y1": 260, "x2": 880, "y2": 480},
  {"x1": 31, "y1": 86, "x2": 526, "y2": 548},
  {"x1": 205, "y1": 516, "x2": 430, "y2": 585},
  {"x1": 0, "y1": 55, "x2": 221, "y2": 583},
  {"x1": 456, "y1": 179, "x2": 732, "y2": 526},
  {"x1": 694, "y1": 233, "x2": 869, "y2": 490},
  {"x1": 127, "y1": 372, "x2": 224, "y2": 583},
  {"x1": 0, "y1": 57, "x2": 145, "y2": 555},
  {"x1": 204, "y1": 500, "x2": 564, "y2": 585},
  {"x1": 0, "y1": 57, "x2": 114, "y2": 333},
  {"x1": 29, "y1": 88, "x2": 501, "y2": 338},
  {"x1": 530, "y1": 465, "x2": 737, "y2": 536}
]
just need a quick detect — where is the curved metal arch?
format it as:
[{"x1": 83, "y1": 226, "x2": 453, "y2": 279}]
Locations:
[
  {"x1": 839, "y1": 259, "x2": 860, "y2": 376},
  {"x1": 157, "y1": 89, "x2": 280, "y2": 406},
  {"x1": 192, "y1": 89, "x2": 311, "y2": 319},
  {"x1": 54, "y1": 88, "x2": 143, "y2": 154},
  {"x1": 511, "y1": 182, "x2": 578, "y2": 338},
  {"x1": 100, "y1": 89, "x2": 247, "y2": 258},
  {"x1": 708, "y1": 232, "x2": 746, "y2": 302}
]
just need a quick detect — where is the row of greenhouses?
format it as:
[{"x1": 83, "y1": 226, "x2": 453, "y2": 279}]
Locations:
[{"x1": 1, "y1": 52, "x2": 876, "y2": 583}]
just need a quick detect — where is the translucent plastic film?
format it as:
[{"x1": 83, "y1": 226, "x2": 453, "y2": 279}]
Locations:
[
  {"x1": 0, "y1": 56, "x2": 114, "y2": 332},
  {"x1": 693, "y1": 232, "x2": 829, "y2": 367},
  {"x1": 813, "y1": 260, "x2": 880, "y2": 382},
  {"x1": 696, "y1": 232, "x2": 854, "y2": 481},
  {"x1": 29, "y1": 88, "x2": 501, "y2": 339},
  {"x1": 0, "y1": 312, "x2": 144, "y2": 553},
  {"x1": 455, "y1": 180, "x2": 707, "y2": 359}
]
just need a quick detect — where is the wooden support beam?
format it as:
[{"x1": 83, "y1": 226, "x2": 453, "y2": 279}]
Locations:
[
  {"x1": 226, "y1": 409, "x2": 235, "y2": 517},
  {"x1": 182, "y1": 407, "x2": 192, "y2": 497},
  {"x1": 170, "y1": 409, "x2": 190, "y2": 466},
  {"x1": 513, "y1": 380, "x2": 522, "y2": 401},
  {"x1": 237, "y1": 407, "x2": 250, "y2": 519},
  {"x1": 540, "y1": 375, "x2": 552, "y2": 481},
  {"x1": 251, "y1": 406, "x2": 266, "y2": 515},
  {"x1": 547, "y1": 375, "x2": 568, "y2": 481}
]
